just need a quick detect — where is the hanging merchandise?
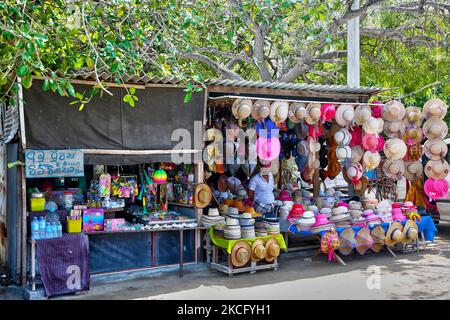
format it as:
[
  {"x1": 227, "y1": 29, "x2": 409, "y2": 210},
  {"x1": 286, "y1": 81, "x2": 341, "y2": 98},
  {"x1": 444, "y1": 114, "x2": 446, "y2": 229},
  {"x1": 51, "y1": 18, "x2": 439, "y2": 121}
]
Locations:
[
  {"x1": 382, "y1": 100, "x2": 406, "y2": 122},
  {"x1": 305, "y1": 103, "x2": 322, "y2": 125},
  {"x1": 320, "y1": 228, "x2": 340, "y2": 262},
  {"x1": 269, "y1": 101, "x2": 289, "y2": 124},
  {"x1": 153, "y1": 169, "x2": 168, "y2": 184},
  {"x1": 320, "y1": 104, "x2": 336, "y2": 123},
  {"x1": 288, "y1": 102, "x2": 307, "y2": 123},
  {"x1": 422, "y1": 98, "x2": 447, "y2": 120},
  {"x1": 335, "y1": 104, "x2": 355, "y2": 127},
  {"x1": 98, "y1": 172, "x2": 111, "y2": 197},
  {"x1": 424, "y1": 178, "x2": 449, "y2": 201}
]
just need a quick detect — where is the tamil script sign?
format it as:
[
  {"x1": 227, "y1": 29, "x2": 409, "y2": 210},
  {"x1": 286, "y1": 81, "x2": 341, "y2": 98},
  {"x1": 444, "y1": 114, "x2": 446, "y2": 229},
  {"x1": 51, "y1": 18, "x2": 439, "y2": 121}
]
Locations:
[{"x1": 25, "y1": 149, "x2": 84, "y2": 178}]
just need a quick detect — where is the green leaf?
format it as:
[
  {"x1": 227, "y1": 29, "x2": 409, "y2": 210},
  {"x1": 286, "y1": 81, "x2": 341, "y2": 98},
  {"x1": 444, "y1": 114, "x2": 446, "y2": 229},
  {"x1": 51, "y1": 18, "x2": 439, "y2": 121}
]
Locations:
[
  {"x1": 132, "y1": 95, "x2": 138, "y2": 101},
  {"x1": 17, "y1": 64, "x2": 29, "y2": 77},
  {"x1": 42, "y1": 79, "x2": 50, "y2": 91},
  {"x1": 75, "y1": 92, "x2": 84, "y2": 100},
  {"x1": 184, "y1": 92, "x2": 192, "y2": 103},
  {"x1": 123, "y1": 94, "x2": 130, "y2": 103},
  {"x1": 129, "y1": 87, "x2": 136, "y2": 94},
  {"x1": 74, "y1": 57, "x2": 84, "y2": 69},
  {"x1": 67, "y1": 83, "x2": 76, "y2": 97},
  {"x1": 22, "y1": 75, "x2": 32, "y2": 89},
  {"x1": 78, "y1": 103, "x2": 85, "y2": 111},
  {"x1": 85, "y1": 57, "x2": 95, "y2": 68}
]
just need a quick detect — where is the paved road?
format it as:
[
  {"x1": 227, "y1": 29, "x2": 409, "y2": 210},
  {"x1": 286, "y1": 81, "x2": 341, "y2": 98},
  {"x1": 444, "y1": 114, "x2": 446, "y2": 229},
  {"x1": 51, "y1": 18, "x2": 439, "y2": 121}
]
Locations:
[{"x1": 51, "y1": 222, "x2": 449, "y2": 300}]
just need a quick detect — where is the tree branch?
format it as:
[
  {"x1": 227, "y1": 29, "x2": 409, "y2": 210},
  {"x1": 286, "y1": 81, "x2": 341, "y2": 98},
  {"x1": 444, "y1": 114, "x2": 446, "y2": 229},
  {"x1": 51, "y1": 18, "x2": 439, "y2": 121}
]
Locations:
[{"x1": 181, "y1": 52, "x2": 244, "y2": 81}]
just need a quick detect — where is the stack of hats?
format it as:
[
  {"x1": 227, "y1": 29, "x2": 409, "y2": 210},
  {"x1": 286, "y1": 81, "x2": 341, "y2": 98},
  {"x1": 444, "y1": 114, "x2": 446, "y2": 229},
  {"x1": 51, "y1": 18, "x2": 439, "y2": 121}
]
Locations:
[
  {"x1": 383, "y1": 138, "x2": 407, "y2": 181},
  {"x1": 201, "y1": 208, "x2": 225, "y2": 228},
  {"x1": 224, "y1": 216, "x2": 241, "y2": 240},
  {"x1": 335, "y1": 128, "x2": 352, "y2": 161},
  {"x1": 375, "y1": 200, "x2": 394, "y2": 222},
  {"x1": 308, "y1": 205, "x2": 319, "y2": 215},
  {"x1": 391, "y1": 203, "x2": 406, "y2": 221},
  {"x1": 213, "y1": 223, "x2": 224, "y2": 238},
  {"x1": 227, "y1": 207, "x2": 240, "y2": 219},
  {"x1": 362, "y1": 197, "x2": 378, "y2": 210},
  {"x1": 362, "y1": 209, "x2": 381, "y2": 227},
  {"x1": 288, "y1": 204, "x2": 305, "y2": 222},
  {"x1": 239, "y1": 212, "x2": 256, "y2": 239},
  {"x1": 350, "y1": 207, "x2": 366, "y2": 227},
  {"x1": 263, "y1": 217, "x2": 280, "y2": 235},
  {"x1": 320, "y1": 207, "x2": 332, "y2": 218},
  {"x1": 311, "y1": 214, "x2": 335, "y2": 233},
  {"x1": 330, "y1": 206, "x2": 352, "y2": 228},
  {"x1": 296, "y1": 211, "x2": 316, "y2": 231},
  {"x1": 255, "y1": 221, "x2": 267, "y2": 237},
  {"x1": 219, "y1": 204, "x2": 229, "y2": 216}
]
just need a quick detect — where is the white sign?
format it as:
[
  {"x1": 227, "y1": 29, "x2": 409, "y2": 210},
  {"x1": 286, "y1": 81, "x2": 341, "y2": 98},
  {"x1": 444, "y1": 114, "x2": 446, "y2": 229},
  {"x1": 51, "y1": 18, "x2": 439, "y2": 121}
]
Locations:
[{"x1": 25, "y1": 149, "x2": 84, "y2": 178}]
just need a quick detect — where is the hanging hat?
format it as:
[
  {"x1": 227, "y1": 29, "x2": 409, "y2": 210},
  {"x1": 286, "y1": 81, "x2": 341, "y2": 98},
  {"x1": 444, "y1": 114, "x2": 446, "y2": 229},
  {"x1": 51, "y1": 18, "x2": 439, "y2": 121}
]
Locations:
[
  {"x1": 336, "y1": 146, "x2": 352, "y2": 160},
  {"x1": 362, "y1": 134, "x2": 379, "y2": 152},
  {"x1": 423, "y1": 98, "x2": 447, "y2": 120},
  {"x1": 404, "y1": 161, "x2": 423, "y2": 181},
  {"x1": 424, "y1": 178, "x2": 449, "y2": 200},
  {"x1": 232, "y1": 99, "x2": 252, "y2": 120},
  {"x1": 354, "y1": 176, "x2": 369, "y2": 196},
  {"x1": 424, "y1": 139, "x2": 448, "y2": 160},
  {"x1": 370, "y1": 225, "x2": 386, "y2": 253},
  {"x1": 320, "y1": 103, "x2": 336, "y2": 123},
  {"x1": 328, "y1": 161, "x2": 342, "y2": 179},
  {"x1": 356, "y1": 227, "x2": 374, "y2": 255},
  {"x1": 363, "y1": 151, "x2": 381, "y2": 170},
  {"x1": 305, "y1": 103, "x2": 322, "y2": 125},
  {"x1": 385, "y1": 222, "x2": 404, "y2": 246},
  {"x1": 404, "y1": 106, "x2": 423, "y2": 126},
  {"x1": 269, "y1": 101, "x2": 289, "y2": 124},
  {"x1": 383, "y1": 138, "x2": 407, "y2": 160},
  {"x1": 335, "y1": 104, "x2": 355, "y2": 127},
  {"x1": 308, "y1": 137, "x2": 321, "y2": 153},
  {"x1": 194, "y1": 183, "x2": 212, "y2": 208},
  {"x1": 363, "y1": 116, "x2": 380, "y2": 134},
  {"x1": 289, "y1": 102, "x2": 307, "y2": 123},
  {"x1": 346, "y1": 163, "x2": 364, "y2": 183},
  {"x1": 334, "y1": 128, "x2": 351, "y2": 145},
  {"x1": 338, "y1": 227, "x2": 356, "y2": 256},
  {"x1": 349, "y1": 126, "x2": 363, "y2": 147},
  {"x1": 251, "y1": 100, "x2": 271, "y2": 121},
  {"x1": 384, "y1": 120, "x2": 406, "y2": 138},
  {"x1": 354, "y1": 105, "x2": 372, "y2": 126},
  {"x1": 250, "y1": 239, "x2": 267, "y2": 261},
  {"x1": 383, "y1": 159, "x2": 405, "y2": 180},
  {"x1": 371, "y1": 100, "x2": 383, "y2": 118},
  {"x1": 320, "y1": 228, "x2": 340, "y2": 261},
  {"x1": 383, "y1": 100, "x2": 406, "y2": 121},
  {"x1": 256, "y1": 136, "x2": 281, "y2": 161},
  {"x1": 424, "y1": 159, "x2": 450, "y2": 180},
  {"x1": 376, "y1": 118, "x2": 384, "y2": 134},
  {"x1": 403, "y1": 127, "x2": 423, "y2": 146},
  {"x1": 265, "y1": 238, "x2": 281, "y2": 262},
  {"x1": 295, "y1": 122, "x2": 309, "y2": 140},
  {"x1": 308, "y1": 123, "x2": 324, "y2": 138},
  {"x1": 423, "y1": 118, "x2": 448, "y2": 140},
  {"x1": 230, "y1": 241, "x2": 251, "y2": 267},
  {"x1": 350, "y1": 145, "x2": 364, "y2": 164},
  {"x1": 402, "y1": 220, "x2": 419, "y2": 244},
  {"x1": 256, "y1": 117, "x2": 279, "y2": 138}
]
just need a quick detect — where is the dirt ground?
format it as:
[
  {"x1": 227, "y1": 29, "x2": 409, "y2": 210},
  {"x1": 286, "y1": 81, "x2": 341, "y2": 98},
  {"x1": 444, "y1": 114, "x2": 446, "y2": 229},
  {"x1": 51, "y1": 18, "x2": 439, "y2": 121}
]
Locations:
[{"x1": 1, "y1": 222, "x2": 448, "y2": 300}]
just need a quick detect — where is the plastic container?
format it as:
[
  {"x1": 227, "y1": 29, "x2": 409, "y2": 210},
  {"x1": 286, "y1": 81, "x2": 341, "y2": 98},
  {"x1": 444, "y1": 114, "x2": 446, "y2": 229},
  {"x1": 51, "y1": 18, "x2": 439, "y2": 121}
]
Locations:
[
  {"x1": 63, "y1": 192, "x2": 74, "y2": 210},
  {"x1": 66, "y1": 219, "x2": 82, "y2": 233},
  {"x1": 31, "y1": 217, "x2": 40, "y2": 240},
  {"x1": 30, "y1": 198, "x2": 45, "y2": 212}
]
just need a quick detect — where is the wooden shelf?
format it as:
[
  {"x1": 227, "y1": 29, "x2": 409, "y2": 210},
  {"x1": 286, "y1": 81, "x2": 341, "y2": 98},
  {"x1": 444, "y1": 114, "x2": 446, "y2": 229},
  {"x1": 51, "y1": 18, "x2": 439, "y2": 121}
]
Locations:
[{"x1": 168, "y1": 202, "x2": 195, "y2": 208}]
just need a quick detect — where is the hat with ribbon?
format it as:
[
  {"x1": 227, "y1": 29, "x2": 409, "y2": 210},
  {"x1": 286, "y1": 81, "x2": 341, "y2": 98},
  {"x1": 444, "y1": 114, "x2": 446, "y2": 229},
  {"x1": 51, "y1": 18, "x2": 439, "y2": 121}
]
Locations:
[
  {"x1": 384, "y1": 120, "x2": 406, "y2": 138},
  {"x1": 194, "y1": 183, "x2": 212, "y2": 208},
  {"x1": 335, "y1": 128, "x2": 351, "y2": 146},
  {"x1": 269, "y1": 101, "x2": 289, "y2": 124},
  {"x1": 423, "y1": 118, "x2": 448, "y2": 140},
  {"x1": 376, "y1": 118, "x2": 384, "y2": 134},
  {"x1": 363, "y1": 151, "x2": 381, "y2": 170},
  {"x1": 336, "y1": 146, "x2": 352, "y2": 161},
  {"x1": 371, "y1": 225, "x2": 386, "y2": 253},
  {"x1": 382, "y1": 100, "x2": 406, "y2": 121},
  {"x1": 350, "y1": 145, "x2": 364, "y2": 164},
  {"x1": 383, "y1": 159, "x2": 405, "y2": 180},
  {"x1": 251, "y1": 99, "x2": 271, "y2": 121},
  {"x1": 363, "y1": 116, "x2": 381, "y2": 134},
  {"x1": 356, "y1": 227, "x2": 374, "y2": 255},
  {"x1": 346, "y1": 163, "x2": 364, "y2": 184},
  {"x1": 424, "y1": 159, "x2": 450, "y2": 180},
  {"x1": 402, "y1": 220, "x2": 419, "y2": 244},
  {"x1": 308, "y1": 123, "x2": 324, "y2": 139},
  {"x1": 232, "y1": 99, "x2": 253, "y2": 120},
  {"x1": 385, "y1": 222, "x2": 404, "y2": 246},
  {"x1": 403, "y1": 127, "x2": 423, "y2": 146},
  {"x1": 383, "y1": 138, "x2": 407, "y2": 160},
  {"x1": 231, "y1": 241, "x2": 251, "y2": 267},
  {"x1": 423, "y1": 98, "x2": 447, "y2": 120},
  {"x1": 404, "y1": 106, "x2": 423, "y2": 126},
  {"x1": 320, "y1": 228, "x2": 340, "y2": 262},
  {"x1": 335, "y1": 104, "x2": 355, "y2": 127},
  {"x1": 424, "y1": 178, "x2": 449, "y2": 201},
  {"x1": 404, "y1": 161, "x2": 423, "y2": 182},
  {"x1": 288, "y1": 102, "x2": 307, "y2": 123},
  {"x1": 305, "y1": 103, "x2": 322, "y2": 125},
  {"x1": 362, "y1": 134, "x2": 380, "y2": 152},
  {"x1": 320, "y1": 103, "x2": 336, "y2": 123},
  {"x1": 424, "y1": 139, "x2": 448, "y2": 160},
  {"x1": 354, "y1": 105, "x2": 372, "y2": 126},
  {"x1": 338, "y1": 227, "x2": 357, "y2": 256},
  {"x1": 354, "y1": 176, "x2": 369, "y2": 196}
]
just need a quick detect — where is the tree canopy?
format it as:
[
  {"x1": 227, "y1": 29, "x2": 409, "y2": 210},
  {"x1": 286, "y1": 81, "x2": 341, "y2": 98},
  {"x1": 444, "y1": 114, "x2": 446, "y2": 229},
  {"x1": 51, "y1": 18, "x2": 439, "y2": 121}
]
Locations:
[{"x1": 0, "y1": 0, "x2": 448, "y2": 108}]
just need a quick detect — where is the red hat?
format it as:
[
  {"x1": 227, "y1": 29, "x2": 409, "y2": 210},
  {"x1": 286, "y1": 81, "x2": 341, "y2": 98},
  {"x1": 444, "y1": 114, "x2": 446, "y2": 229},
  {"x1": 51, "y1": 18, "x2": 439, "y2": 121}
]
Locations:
[
  {"x1": 289, "y1": 204, "x2": 305, "y2": 219},
  {"x1": 371, "y1": 100, "x2": 383, "y2": 118},
  {"x1": 349, "y1": 126, "x2": 363, "y2": 147},
  {"x1": 321, "y1": 104, "x2": 336, "y2": 123},
  {"x1": 308, "y1": 124, "x2": 324, "y2": 138}
]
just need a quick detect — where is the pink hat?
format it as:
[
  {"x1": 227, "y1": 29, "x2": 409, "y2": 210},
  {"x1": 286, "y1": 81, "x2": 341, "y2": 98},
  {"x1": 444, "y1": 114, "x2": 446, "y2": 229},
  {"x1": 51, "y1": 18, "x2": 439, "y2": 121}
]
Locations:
[
  {"x1": 392, "y1": 208, "x2": 406, "y2": 221},
  {"x1": 308, "y1": 124, "x2": 324, "y2": 138},
  {"x1": 256, "y1": 136, "x2": 281, "y2": 161},
  {"x1": 349, "y1": 126, "x2": 363, "y2": 147},
  {"x1": 321, "y1": 104, "x2": 336, "y2": 123},
  {"x1": 277, "y1": 190, "x2": 292, "y2": 201},
  {"x1": 311, "y1": 214, "x2": 332, "y2": 227},
  {"x1": 424, "y1": 178, "x2": 449, "y2": 201},
  {"x1": 371, "y1": 100, "x2": 383, "y2": 118},
  {"x1": 337, "y1": 202, "x2": 349, "y2": 208},
  {"x1": 376, "y1": 135, "x2": 385, "y2": 152},
  {"x1": 362, "y1": 134, "x2": 379, "y2": 152}
]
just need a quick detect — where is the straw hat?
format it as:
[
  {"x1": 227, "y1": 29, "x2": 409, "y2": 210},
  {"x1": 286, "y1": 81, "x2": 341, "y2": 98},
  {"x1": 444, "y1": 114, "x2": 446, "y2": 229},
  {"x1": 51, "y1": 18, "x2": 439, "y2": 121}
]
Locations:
[
  {"x1": 362, "y1": 134, "x2": 379, "y2": 152},
  {"x1": 269, "y1": 101, "x2": 289, "y2": 123},
  {"x1": 320, "y1": 228, "x2": 340, "y2": 255},
  {"x1": 423, "y1": 98, "x2": 447, "y2": 120},
  {"x1": 402, "y1": 220, "x2": 418, "y2": 244},
  {"x1": 265, "y1": 238, "x2": 281, "y2": 262},
  {"x1": 403, "y1": 127, "x2": 423, "y2": 146},
  {"x1": 383, "y1": 159, "x2": 405, "y2": 180},
  {"x1": 354, "y1": 176, "x2": 369, "y2": 196},
  {"x1": 230, "y1": 241, "x2": 251, "y2": 267},
  {"x1": 251, "y1": 100, "x2": 271, "y2": 121},
  {"x1": 338, "y1": 227, "x2": 356, "y2": 256},
  {"x1": 383, "y1": 120, "x2": 406, "y2": 138},
  {"x1": 354, "y1": 105, "x2": 372, "y2": 126},
  {"x1": 385, "y1": 222, "x2": 404, "y2": 246},
  {"x1": 232, "y1": 99, "x2": 252, "y2": 120},
  {"x1": 350, "y1": 145, "x2": 364, "y2": 164},
  {"x1": 383, "y1": 138, "x2": 407, "y2": 160},
  {"x1": 251, "y1": 239, "x2": 267, "y2": 262},
  {"x1": 288, "y1": 102, "x2": 307, "y2": 123},
  {"x1": 305, "y1": 103, "x2": 322, "y2": 125},
  {"x1": 363, "y1": 151, "x2": 381, "y2": 170},
  {"x1": 424, "y1": 159, "x2": 450, "y2": 180},
  {"x1": 363, "y1": 116, "x2": 380, "y2": 134},
  {"x1": 404, "y1": 161, "x2": 423, "y2": 181},
  {"x1": 321, "y1": 103, "x2": 336, "y2": 123},
  {"x1": 346, "y1": 163, "x2": 364, "y2": 182},
  {"x1": 423, "y1": 118, "x2": 448, "y2": 140},
  {"x1": 336, "y1": 146, "x2": 352, "y2": 160},
  {"x1": 404, "y1": 106, "x2": 423, "y2": 126},
  {"x1": 328, "y1": 161, "x2": 342, "y2": 179},
  {"x1": 382, "y1": 100, "x2": 406, "y2": 121},
  {"x1": 194, "y1": 183, "x2": 212, "y2": 208},
  {"x1": 356, "y1": 227, "x2": 374, "y2": 255},
  {"x1": 335, "y1": 104, "x2": 355, "y2": 127},
  {"x1": 424, "y1": 139, "x2": 448, "y2": 160},
  {"x1": 370, "y1": 225, "x2": 386, "y2": 253},
  {"x1": 376, "y1": 118, "x2": 384, "y2": 134}
]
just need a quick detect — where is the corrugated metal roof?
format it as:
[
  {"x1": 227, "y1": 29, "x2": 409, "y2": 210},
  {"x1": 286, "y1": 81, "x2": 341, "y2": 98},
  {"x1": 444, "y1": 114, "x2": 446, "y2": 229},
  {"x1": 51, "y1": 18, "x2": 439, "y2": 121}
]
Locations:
[{"x1": 68, "y1": 72, "x2": 385, "y2": 95}]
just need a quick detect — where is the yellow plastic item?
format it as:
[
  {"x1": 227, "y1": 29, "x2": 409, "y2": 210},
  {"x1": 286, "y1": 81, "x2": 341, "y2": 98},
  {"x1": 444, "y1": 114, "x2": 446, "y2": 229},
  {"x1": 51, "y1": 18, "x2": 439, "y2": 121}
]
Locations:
[
  {"x1": 66, "y1": 219, "x2": 82, "y2": 233},
  {"x1": 30, "y1": 198, "x2": 45, "y2": 212}
]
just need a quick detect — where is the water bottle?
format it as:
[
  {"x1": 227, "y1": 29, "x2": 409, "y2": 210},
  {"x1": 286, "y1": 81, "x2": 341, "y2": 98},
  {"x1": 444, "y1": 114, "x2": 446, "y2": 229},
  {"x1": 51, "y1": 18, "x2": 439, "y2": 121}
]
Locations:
[
  {"x1": 31, "y1": 217, "x2": 39, "y2": 240},
  {"x1": 38, "y1": 217, "x2": 46, "y2": 239},
  {"x1": 56, "y1": 221, "x2": 62, "y2": 238},
  {"x1": 45, "y1": 222, "x2": 53, "y2": 239}
]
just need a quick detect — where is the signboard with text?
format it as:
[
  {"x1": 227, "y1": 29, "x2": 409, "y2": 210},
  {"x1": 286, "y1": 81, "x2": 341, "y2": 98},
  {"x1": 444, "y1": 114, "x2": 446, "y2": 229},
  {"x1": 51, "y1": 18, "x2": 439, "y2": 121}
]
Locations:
[{"x1": 25, "y1": 149, "x2": 84, "y2": 178}]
